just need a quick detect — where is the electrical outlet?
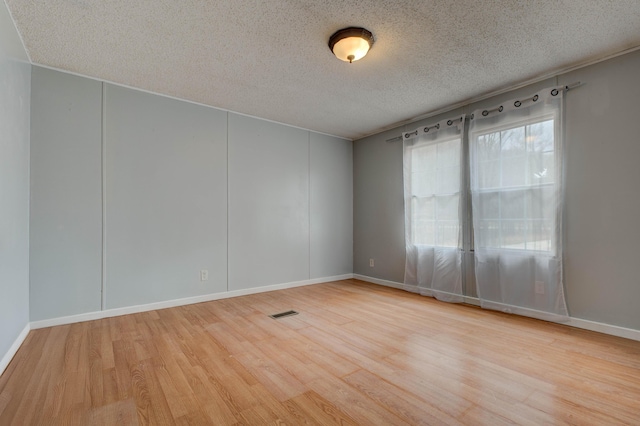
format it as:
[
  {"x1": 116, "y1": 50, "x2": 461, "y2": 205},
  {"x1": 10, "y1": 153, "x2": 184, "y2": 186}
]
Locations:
[
  {"x1": 535, "y1": 281, "x2": 545, "y2": 295},
  {"x1": 200, "y1": 269, "x2": 209, "y2": 281},
  {"x1": 369, "y1": 258, "x2": 375, "y2": 267}
]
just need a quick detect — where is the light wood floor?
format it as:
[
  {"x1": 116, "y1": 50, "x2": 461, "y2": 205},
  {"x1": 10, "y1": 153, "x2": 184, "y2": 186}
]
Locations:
[{"x1": 1, "y1": 280, "x2": 639, "y2": 425}]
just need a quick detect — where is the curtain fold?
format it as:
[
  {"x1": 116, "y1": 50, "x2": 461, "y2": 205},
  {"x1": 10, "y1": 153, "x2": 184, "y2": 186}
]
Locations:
[
  {"x1": 469, "y1": 86, "x2": 569, "y2": 321},
  {"x1": 403, "y1": 115, "x2": 465, "y2": 303}
]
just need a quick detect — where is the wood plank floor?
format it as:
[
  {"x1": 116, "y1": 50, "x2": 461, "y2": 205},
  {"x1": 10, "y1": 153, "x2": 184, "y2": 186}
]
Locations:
[{"x1": 1, "y1": 279, "x2": 640, "y2": 425}]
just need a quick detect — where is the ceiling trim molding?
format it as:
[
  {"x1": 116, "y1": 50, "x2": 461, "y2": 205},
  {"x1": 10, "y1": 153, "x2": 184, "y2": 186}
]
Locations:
[
  {"x1": 30, "y1": 62, "x2": 353, "y2": 142},
  {"x1": 357, "y1": 44, "x2": 640, "y2": 141}
]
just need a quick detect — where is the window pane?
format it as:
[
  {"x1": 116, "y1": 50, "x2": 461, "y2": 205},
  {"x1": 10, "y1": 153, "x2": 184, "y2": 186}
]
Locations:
[
  {"x1": 500, "y1": 190, "x2": 525, "y2": 219},
  {"x1": 436, "y1": 220, "x2": 460, "y2": 247},
  {"x1": 412, "y1": 170, "x2": 433, "y2": 196},
  {"x1": 501, "y1": 127, "x2": 525, "y2": 157},
  {"x1": 541, "y1": 152, "x2": 555, "y2": 184},
  {"x1": 501, "y1": 156, "x2": 527, "y2": 187},
  {"x1": 412, "y1": 196, "x2": 434, "y2": 245},
  {"x1": 501, "y1": 220, "x2": 526, "y2": 249},
  {"x1": 437, "y1": 165, "x2": 460, "y2": 194},
  {"x1": 436, "y1": 195, "x2": 459, "y2": 220},
  {"x1": 477, "y1": 192, "x2": 499, "y2": 219},
  {"x1": 527, "y1": 186, "x2": 554, "y2": 220},
  {"x1": 409, "y1": 138, "x2": 461, "y2": 248},
  {"x1": 477, "y1": 220, "x2": 500, "y2": 247},
  {"x1": 477, "y1": 133, "x2": 501, "y2": 163},
  {"x1": 413, "y1": 196, "x2": 435, "y2": 219},
  {"x1": 411, "y1": 144, "x2": 436, "y2": 172},
  {"x1": 473, "y1": 117, "x2": 556, "y2": 252},
  {"x1": 525, "y1": 219, "x2": 553, "y2": 251},
  {"x1": 528, "y1": 120, "x2": 554, "y2": 152},
  {"x1": 527, "y1": 119, "x2": 554, "y2": 185},
  {"x1": 527, "y1": 151, "x2": 547, "y2": 185},
  {"x1": 478, "y1": 159, "x2": 500, "y2": 189},
  {"x1": 412, "y1": 144, "x2": 436, "y2": 196},
  {"x1": 437, "y1": 139, "x2": 460, "y2": 167}
]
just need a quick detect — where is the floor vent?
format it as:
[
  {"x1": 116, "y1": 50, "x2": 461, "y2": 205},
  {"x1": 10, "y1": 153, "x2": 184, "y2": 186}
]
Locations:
[{"x1": 269, "y1": 310, "x2": 299, "y2": 319}]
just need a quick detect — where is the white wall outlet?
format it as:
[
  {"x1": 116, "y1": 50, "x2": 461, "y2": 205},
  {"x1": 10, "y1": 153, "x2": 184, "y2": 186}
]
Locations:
[
  {"x1": 535, "y1": 281, "x2": 545, "y2": 295},
  {"x1": 369, "y1": 258, "x2": 375, "y2": 267},
  {"x1": 200, "y1": 269, "x2": 209, "y2": 281}
]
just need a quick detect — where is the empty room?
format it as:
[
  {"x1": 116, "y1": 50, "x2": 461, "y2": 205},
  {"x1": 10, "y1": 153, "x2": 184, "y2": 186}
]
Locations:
[{"x1": 1, "y1": 1, "x2": 640, "y2": 424}]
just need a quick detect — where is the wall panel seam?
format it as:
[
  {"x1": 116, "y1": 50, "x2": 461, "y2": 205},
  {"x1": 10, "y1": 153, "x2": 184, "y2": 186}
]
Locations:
[
  {"x1": 308, "y1": 131, "x2": 311, "y2": 279},
  {"x1": 101, "y1": 82, "x2": 106, "y2": 311}
]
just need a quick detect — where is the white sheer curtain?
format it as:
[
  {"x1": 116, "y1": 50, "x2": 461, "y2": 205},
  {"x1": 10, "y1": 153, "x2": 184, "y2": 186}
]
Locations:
[
  {"x1": 469, "y1": 87, "x2": 569, "y2": 321},
  {"x1": 403, "y1": 116, "x2": 465, "y2": 303}
]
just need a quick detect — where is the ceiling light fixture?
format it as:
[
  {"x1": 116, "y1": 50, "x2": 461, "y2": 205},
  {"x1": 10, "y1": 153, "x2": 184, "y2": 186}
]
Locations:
[{"x1": 328, "y1": 27, "x2": 374, "y2": 63}]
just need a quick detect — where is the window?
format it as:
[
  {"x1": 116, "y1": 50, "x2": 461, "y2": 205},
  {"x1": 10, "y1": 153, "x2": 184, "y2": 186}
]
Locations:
[
  {"x1": 408, "y1": 137, "x2": 461, "y2": 248},
  {"x1": 403, "y1": 86, "x2": 568, "y2": 320},
  {"x1": 402, "y1": 117, "x2": 465, "y2": 301},
  {"x1": 473, "y1": 115, "x2": 557, "y2": 253}
]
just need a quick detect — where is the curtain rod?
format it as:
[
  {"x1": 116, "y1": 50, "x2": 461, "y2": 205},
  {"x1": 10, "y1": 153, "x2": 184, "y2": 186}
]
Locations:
[
  {"x1": 472, "y1": 81, "x2": 581, "y2": 119},
  {"x1": 386, "y1": 81, "x2": 581, "y2": 143}
]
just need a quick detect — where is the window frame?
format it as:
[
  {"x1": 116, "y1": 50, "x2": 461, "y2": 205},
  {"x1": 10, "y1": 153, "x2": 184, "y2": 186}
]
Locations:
[
  {"x1": 469, "y1": 109, "x2": 560, "y2": 255},
  {"x1": 406, "y1": 134, "x2": 463, "y2": 249}
]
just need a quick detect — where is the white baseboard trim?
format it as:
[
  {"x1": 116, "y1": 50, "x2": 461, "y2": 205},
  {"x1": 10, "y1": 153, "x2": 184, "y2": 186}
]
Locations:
[
  {"x1": 353, "y1": 274, "x2": 640, "y2": 342},
  {"x1": 0, "y1": 323, "x2": 31, "y2": 377},
  {"x1": 567, "y1": 317, "x2": 640, "y2": 342},
  {"x1": 22, "y1": 272, "x2": 640, "y2": 348},
  {"x1": 353, "y1": 274, "x2": 481, "y2": 306},
  {"x1": 353, "y1": 274, "x2": 408, "y2": 290},
  {"x1": 30, "y1": 274, "x2": 354, "y2": 330}
]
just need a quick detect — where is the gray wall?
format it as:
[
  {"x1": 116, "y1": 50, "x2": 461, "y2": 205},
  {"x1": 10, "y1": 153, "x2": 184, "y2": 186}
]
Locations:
[
  {"x1": 29, "y1": 67, "x2": 353, "y2": 321},
  {"x1": 353, "y1": 127, "x2": 405, "y2": 282},
  {"x1": 30, "y1": 68, "x2": 102, "y2": 320},
  {"x1": 560, "y1": 52, "x2": 640, "y2": 328},
  {"x1": 104, "y1": 84, "x2": 228, "y2": 308},
  {"x1": 228, "y1": 114, "x2": 310, "y2": 290},
  {"x1": 0, "y1": 1, "x2": 30, "y2": 364},
  {"x1": 310, "y1": 132, "x2": 353, "y2": 278},
  {"x1": 354, "y1": 49, "x2": 640, "y2": 331}
]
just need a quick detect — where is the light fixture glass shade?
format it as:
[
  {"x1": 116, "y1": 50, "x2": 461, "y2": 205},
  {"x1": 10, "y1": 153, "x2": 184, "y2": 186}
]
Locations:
[
  {"x1": 332, "y1": 37, "x2": 370, "y2": 63},
  {"x1": 328, "y1": 27, "x2": 374, "y2": 63}
]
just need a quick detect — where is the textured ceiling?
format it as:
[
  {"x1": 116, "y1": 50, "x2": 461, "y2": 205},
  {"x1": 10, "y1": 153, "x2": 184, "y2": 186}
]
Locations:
[{"x1": 5, "y1": 0, "x2": 640, "y2": 139}]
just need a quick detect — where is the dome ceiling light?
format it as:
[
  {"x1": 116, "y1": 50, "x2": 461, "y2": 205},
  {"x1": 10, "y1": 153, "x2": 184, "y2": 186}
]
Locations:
[{"x1": 328, "y1": 27, "x2": 374, "y2": 63}]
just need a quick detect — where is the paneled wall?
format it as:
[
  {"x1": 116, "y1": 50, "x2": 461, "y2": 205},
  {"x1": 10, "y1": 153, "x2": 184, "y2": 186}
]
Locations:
[
  {"x1": 29, "y1": 67, "x2": 353, "y2": 321},
  {"x1": 30, "y1": 68, "x2": 102, "y2": 320},
  {"x1": 310, "y1": 133, "x2": 353, "y2": 279},
  {"x1": 353, "y1": 49, "x2": 640, "y2": 331},
  {"x1": 104, "y1": 85, "x2": 228, "y2": 309},
  {"x1": 0, "y1": 1, "x2": 31, "y2": 368},
  {"x1": 228, "y1": 114, "x2": 310, "y2": 291}
]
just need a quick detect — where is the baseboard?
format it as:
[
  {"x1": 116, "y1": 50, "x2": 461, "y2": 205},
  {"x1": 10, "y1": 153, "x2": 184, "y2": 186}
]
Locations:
[
  {"x1": 30, "y1": 274, "x2": 354, "y2": 330},
  {"x1": 567, "y1": 317, "x2": 640, "y2": 342},
  {"x1": 25, "y1": 272, "x2": 640, "y2": 343},
  {"x1": 353, "y1": 274, "x2": 409, "y2": 291},
  {"x1": 0, "y1": 323, "x2": 30, "y2": 377},
  {"x1": 353, "y1": 274, "x2": 640, "y2": 342},
  {"x1": 352, "y1": 274, "x2": 481, "y2": 306}
]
